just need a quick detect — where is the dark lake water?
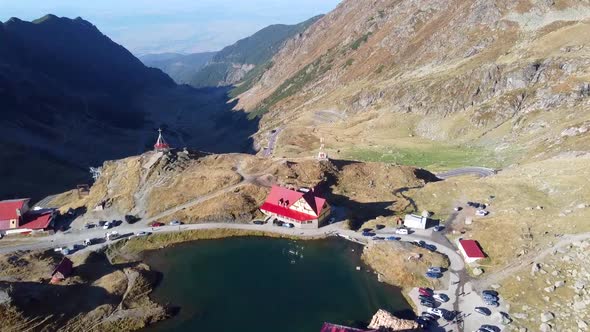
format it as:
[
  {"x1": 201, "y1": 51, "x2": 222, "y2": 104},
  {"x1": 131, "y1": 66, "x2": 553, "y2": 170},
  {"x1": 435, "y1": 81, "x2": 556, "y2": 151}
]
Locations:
[{"x1": 143, "y1": 237, "x2": 412, "y2": 332}]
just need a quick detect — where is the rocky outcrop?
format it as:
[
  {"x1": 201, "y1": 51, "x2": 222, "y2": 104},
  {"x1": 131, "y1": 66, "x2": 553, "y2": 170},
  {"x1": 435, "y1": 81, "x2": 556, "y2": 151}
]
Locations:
[{"x1": 368, "y1": 309, "x2": 420, "y2": 331}]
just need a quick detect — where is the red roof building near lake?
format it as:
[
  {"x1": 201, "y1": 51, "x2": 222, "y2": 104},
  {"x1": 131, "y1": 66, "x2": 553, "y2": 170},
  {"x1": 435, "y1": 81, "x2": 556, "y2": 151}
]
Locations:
[
  {"x1": 260, "y1": 185, "x2": 331, "y2": 229},
  {"x1": 458, "y1": 239, "x2": 486, "y2": 263},
  {"x1": 0, "y1": 198, "x2": 57, "y2": 234}
]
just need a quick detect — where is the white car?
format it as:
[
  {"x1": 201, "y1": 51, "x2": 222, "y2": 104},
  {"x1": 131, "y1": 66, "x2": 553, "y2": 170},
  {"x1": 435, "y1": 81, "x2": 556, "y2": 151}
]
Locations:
[
  {"x1": 169, "y1": 220, "x2": 182, "y2": 226},
  {"x1": 433, "y1": 293, "x2": 450, "y2": 302},
  {"x1": 395, "y1": 228, "x2": 409, "y2": 235},
  {"x1": 475, "y1": 210, "x2": 489, "y2": 216},
  {"x1": 426, "y1": 308, "x2": 444, "y2": 317},
  {"x1": 102, "y1": 221, "x2": 112, "y2": 230}
]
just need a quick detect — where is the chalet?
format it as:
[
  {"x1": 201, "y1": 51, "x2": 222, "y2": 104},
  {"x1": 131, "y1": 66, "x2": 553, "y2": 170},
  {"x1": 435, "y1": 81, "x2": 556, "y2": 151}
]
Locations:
[
  {"x1": 51, "y1": 257, "x2": 74, "y2": 283},
  {"x1": 320, "y1": 323, "x2": 376, "y2": 332},
  {"x1": 0, "y1": 198, "x2": 57, "y2": 235},
  {"x1": 260, "y1": 185, "x2": 330, "y2": 228},
  {"x1": 458, "y1": 239, "x2": 486, "y2": 263}
]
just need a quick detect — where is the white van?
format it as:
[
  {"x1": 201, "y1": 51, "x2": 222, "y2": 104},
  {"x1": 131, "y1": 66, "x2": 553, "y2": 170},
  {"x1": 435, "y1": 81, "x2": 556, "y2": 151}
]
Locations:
[{"x1": 395, "y1": 228, "x2": 409, "y2": 235}]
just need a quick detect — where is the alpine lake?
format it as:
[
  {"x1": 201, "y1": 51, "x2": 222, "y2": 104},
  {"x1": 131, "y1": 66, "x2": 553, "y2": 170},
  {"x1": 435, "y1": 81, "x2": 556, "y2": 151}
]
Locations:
[{"x1": 143, "y1": 237, "x2": 413, "y2": 332}]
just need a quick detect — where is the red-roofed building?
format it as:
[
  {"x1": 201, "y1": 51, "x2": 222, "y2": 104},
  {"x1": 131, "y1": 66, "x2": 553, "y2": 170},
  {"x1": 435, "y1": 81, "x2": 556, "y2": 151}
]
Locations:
[
  {"x1": 320, "y1": 323, "x2": 376, "y2": 332},
  {"x1": 260, "y1": 185, "x2": 331, "y2": 228},
  {"x1": 458, "y1": 239, "x2": 486, "y2": 263},
  {"x1": 0, "y1": 198, "x2": 57, "y2": 234}
]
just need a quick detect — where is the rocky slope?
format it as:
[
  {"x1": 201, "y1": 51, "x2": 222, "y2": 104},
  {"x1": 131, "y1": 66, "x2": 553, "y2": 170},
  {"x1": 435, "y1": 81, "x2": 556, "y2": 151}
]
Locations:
[
  {"x1": 234, "y1": 0, "x2": 590, "y2": 164},
  {"x1": 49, "y1": 151, "x2": 438, "y2": 229},
  {"x1": 189, "y1": 15, "x2": 322, "y2": 88},
  {"x1": 0, "y1": 250, "x2": 167, "y2": 331}
]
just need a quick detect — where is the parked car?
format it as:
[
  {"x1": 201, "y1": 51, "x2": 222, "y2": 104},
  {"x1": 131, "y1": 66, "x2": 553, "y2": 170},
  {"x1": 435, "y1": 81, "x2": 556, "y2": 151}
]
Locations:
[
  {"x1": 416, "y1": 240, "x2": 426, "y2": 247},
  {"x1": 362, "y1": 231, "x2": 376, "y2": 237},
  {"x1": 134, "y1": 231, "x2": 150, "y2": 237},
  {"x1": 102, "y1": 221, "x2": 112, "y2": 230},
  {"x1": 125, "y1": 214, "x2": 140, "y2": 224},
  {"x1": 375, "y1": 224, "x2": 385, "y2": 230},
  {"x1": 395, "y1": 228, "x2": 409, "y2": 235},
  {"x1": 426, "y1": 308, "x2": 444, "y2": 317},
  {"x1": 386, "y1": 236, "x2": 401, "y2": 241},
  {"x1": 474, "y1": 307, "x2": 491, "y2": 316},
  {"x1": 484, "y1": 300, "x2": 500, "y2": 307},
  {"x1": 150, "y1": 222, "x2": 165, "y2": 227},
  {"x1": 482, "y1": 293, "x2": 499, "y2": 301},
  {"x1": 425, "y1": 272, "x2": 443, "y2": 279},
  {"x1": 453, "y1": 206, "x2": 462, "y2": 211},
  {"x1": 428, "y1": 267, "x2": 443, "y2": 274},
  {"x1": 98, "y1": 220, "x2": 107, "y2": 227},
  {"x1": 362, "y1": 228, "x2": 373, "y2": 232},
  {"x1": 283, "y1": 223, "x2": 295, "y2": 228},
  {"x1": 420, "y1": 296, "x2": 435, "y2": 304},
  {"x1": 418, "y1": 294, "x2": 432, "y2": 301},
  {"x1": 83, "y1": 223, "x2": 95, "y2": 229},
  {"x1": 482, "y1": 290, "x2": 499, "y2": 297},
  {"x1": 273, "y1": 219, "x2": 284, "y2": 226},
  {"x1": 433, "y1": 293, "x2": 449, "y2": 302},
  {"x1": 253, "y1": 220, "x2": 265, "y2": 225},
  {"x1": 475, "y1": 209, "x2": 489, "y2": 216},
  {"x1": 420, "y1": 300, "x2": 435, "y2": 308},
  {"x1": 169, "y1": 220, "x2": 183, "y2": 226},
  {"x1": 423, "y1": 244, "x2": 437, "y2": 252},
  {"x1": 83, "y1": 238, "x2": 93, "y2": 246},
  {"x1": 481, "y1": 325, "x2": 499, "y2": 332},
  {"x1": 433, "y1": 225, "x2": 444, "y2": 232},
  {"x1": 418, "y1": 287, "x2": 434, "y2": 296},
  {"x1": 372, "y1": 236, "x2": 385, "y2": 240},
  {"x1": 442, "y1": 310, "x2": 456, "y2": 321}
]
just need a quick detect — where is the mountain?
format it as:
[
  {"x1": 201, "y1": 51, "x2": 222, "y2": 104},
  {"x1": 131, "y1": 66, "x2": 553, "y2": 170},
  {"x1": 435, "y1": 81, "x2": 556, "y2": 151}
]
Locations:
[
  {"x1": 188, "y1": 15, "x2": 323, "y2": 89},
  {"x1": 139, "y1": 52, "x2": 217, "y2": 84},
  {"x1": 235, "y1": 0, "x2": 590, "y2": 165},
  {"x1": 0, "y1": 15, "x2": 258, "y2": 200}
]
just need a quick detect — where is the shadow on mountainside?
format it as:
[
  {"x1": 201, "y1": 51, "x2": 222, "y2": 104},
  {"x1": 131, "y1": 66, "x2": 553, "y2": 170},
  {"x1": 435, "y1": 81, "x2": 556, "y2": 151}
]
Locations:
[{"x1": 1, "y1": 86, "x2": 259, "y2": 202}]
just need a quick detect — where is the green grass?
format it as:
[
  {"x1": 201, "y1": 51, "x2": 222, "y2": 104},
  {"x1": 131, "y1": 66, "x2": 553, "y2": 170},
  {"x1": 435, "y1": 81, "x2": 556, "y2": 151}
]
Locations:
[{"x1": 344, "y1": 144, "x2": 503, "y2": 171}]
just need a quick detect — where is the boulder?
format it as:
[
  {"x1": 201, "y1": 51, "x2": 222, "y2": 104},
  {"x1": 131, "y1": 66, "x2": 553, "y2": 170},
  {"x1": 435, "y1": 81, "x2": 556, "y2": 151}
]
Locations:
[
  {"x1": 367, "y1": 309, "x2": 419, "y2": 331},
  {"x1": 554, "y1": 280, "x2": 565, "y2": 288},
  {"x1": 473, "y1": 267, "x2": 484, "y2": 276},
  {"x1": 541, "y1": 312, "x2": 555, "y2": 323},
  {"x1": 579, "y1": 320, "x2": 589, "y2": 331},
  {"x1": 540, "y1": 323, "x2": 552, "y2": 332}
]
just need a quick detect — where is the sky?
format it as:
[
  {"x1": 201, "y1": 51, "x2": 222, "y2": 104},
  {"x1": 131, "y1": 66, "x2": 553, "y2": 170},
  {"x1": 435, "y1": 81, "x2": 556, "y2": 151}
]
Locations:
[{"x1": 0, "y1": 0, "x2": 341, "y2": 55}]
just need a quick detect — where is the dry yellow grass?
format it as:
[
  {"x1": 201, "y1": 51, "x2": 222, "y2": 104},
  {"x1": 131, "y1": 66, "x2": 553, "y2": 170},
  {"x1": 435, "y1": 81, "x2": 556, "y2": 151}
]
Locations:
[{"x1": 362, "y1": 242, "x2": 450, "y2": 290}]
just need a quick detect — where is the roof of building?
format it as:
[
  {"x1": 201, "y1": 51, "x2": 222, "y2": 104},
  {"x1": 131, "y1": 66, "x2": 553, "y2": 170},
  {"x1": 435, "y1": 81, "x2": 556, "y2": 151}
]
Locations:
[
  {"x1": 52, "y1": 257, "x2": 73, "y2": 278},
  {"x1": 320, "y1": 323, "x2": 376, "y2": 332},
  {"x1": 19, "y1": 210, "x2": 54, "y2": 230},
  {"x1": 260, "y1": 185, "x2": 328, "y2": 222},
  {"x1": 0, "y1": 198, "x2": 30, "y2": 221},
  {"x1": 458, "y1": 239, "x2": 486, "y2": 258}
]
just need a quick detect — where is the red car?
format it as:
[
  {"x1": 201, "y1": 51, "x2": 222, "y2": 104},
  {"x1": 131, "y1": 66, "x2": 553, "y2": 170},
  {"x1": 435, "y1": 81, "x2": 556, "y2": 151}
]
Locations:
[
  {"x1": 150, "y1": 222, "x2": 165, "y2": 227},
  {"x1": 418, "y1": 287, "x2": 434, "y2": 297}
]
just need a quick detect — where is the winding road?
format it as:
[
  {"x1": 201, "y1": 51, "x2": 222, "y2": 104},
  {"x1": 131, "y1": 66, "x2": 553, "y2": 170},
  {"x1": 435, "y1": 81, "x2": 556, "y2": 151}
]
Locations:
[{"x1": 435, "y1": 167, "x2": 497, "y2": 179}]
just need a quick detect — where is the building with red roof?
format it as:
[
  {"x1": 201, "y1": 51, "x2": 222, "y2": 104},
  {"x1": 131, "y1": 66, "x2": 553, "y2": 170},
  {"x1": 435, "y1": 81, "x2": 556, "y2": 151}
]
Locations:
[
  {"x1": 260, "y1": 185, "x2": 331, "y2": 228},
  {"x1": 458, "y1": 239, "x2": 486, "y2": 263},
  {"x1": 0, "y1": 198, "x2": 57, "y2": 234}
]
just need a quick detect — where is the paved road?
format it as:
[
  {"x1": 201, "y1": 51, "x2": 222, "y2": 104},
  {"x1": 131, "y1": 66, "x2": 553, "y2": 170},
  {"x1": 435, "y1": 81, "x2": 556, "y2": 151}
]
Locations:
[
  {"x1": 263, "y1": 128, "x2": 282, "y2": 157},
  {"x1": 436, "y1": 167, "x2": 497, "y2": 179}
]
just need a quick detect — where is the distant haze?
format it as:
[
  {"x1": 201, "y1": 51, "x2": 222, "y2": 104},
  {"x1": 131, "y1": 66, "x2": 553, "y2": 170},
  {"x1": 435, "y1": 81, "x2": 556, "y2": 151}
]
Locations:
[{"x1": 0, "y1": 0, "x2": 341, "y2": 55}]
